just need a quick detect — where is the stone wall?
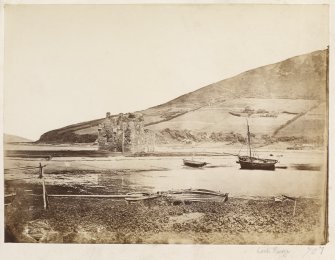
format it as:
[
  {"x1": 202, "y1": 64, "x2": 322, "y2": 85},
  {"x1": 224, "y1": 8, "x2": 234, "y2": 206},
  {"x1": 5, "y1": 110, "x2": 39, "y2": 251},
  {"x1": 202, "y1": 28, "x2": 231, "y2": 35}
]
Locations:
[{"x1": 98, "y1": 112, "x2": 154, "y2": 153}]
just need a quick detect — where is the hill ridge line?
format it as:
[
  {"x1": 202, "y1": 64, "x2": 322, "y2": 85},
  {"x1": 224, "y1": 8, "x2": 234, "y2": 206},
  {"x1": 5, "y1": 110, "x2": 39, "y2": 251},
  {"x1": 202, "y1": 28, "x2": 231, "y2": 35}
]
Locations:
[{"x1": 145, "y1": 49, "x2": 326, "y2": 111}]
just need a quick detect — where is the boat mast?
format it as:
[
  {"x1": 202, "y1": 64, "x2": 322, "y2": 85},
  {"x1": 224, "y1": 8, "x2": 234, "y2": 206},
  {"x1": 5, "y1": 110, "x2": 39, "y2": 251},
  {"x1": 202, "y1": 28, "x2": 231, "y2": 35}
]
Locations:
[{"x1": 246, "y1": 119, "x2": 252, "y2": 158}]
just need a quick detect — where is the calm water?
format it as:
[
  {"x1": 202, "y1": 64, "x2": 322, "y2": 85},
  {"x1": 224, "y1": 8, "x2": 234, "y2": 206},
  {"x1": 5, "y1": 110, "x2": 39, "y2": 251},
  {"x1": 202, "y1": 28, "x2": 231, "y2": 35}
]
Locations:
[{"x1": 5, "y1": 150, "x2": 326, "y2": 198}]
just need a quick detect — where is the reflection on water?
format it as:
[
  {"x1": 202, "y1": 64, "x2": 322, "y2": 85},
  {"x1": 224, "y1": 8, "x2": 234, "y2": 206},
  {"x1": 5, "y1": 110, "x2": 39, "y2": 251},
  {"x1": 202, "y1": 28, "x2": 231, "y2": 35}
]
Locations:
[
  {"x1": 5, "y1": 150, "x2": 326, "y2": 198},
  {"x1": 121, "y1": 166, "x2": 325, "y2": 198},
  {"x1": 292, "y1": 164, "x2": 322, "y2": 171}
]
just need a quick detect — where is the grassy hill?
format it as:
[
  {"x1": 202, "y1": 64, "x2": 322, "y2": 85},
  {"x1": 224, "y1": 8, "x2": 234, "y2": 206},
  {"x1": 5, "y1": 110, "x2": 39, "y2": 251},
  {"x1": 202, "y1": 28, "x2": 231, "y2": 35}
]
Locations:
[
  {"x1": 146, "y1": 98, "x2": 319, "y2": 134},
  {"x1": 4, "y1": 134, "x2": 32, "y2": 143},
  {"x1": 38, "y1": 49, "x2": 328, "y2": 144}
]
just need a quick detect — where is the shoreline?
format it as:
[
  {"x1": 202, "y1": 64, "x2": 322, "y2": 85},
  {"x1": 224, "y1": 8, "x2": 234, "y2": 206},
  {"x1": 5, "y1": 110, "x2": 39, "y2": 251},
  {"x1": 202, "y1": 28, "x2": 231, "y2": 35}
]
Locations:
[
  {"x1": 5, "y1": 192, "x2": 325, "y2": 244},
  {"x1": 4, "y1": 143, "x2": 327, "y2": 244}
]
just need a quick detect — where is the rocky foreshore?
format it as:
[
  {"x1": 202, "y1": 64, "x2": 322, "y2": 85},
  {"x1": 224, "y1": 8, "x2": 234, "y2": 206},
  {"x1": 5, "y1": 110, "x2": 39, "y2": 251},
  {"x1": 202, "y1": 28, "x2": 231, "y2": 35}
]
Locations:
[{"x1": 5, "y1": 189, "x2": 325, "y2": 244}]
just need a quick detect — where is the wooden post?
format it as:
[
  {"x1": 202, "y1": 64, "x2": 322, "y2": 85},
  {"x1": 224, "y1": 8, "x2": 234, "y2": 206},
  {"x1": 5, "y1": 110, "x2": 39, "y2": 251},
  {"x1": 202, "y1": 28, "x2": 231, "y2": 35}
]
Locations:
[
  {"x1": 42, "y1": 179, "x2": 48, "y2": 210},
  {"x1": 122, "y1": 125, "x2": 125, "y2": 154},
  {"x1": 293, "y1": 200, "x2": 297, "y2": 217},
  {"x1": 38, "y1": 163, "x2": 43, "y2": 178},
  {"x1": 39, "y1": 163, "x2": 48, "y2": 210}
]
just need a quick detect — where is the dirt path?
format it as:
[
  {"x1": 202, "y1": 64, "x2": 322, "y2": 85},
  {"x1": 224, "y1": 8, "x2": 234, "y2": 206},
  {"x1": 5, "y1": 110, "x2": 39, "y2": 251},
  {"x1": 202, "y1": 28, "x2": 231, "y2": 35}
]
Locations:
[
  {"x1": 144, "y1": 105, "x2": 207, "y2": 127},
  {"x1": 272, "y1": 102, "x2": 323, "y2": 136}
]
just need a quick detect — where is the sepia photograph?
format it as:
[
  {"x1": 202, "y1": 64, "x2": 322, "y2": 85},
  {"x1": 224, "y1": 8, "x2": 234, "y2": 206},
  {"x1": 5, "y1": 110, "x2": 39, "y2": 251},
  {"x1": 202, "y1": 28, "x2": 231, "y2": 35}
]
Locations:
[{"x1": 2, "y1": 3, "x2": 330, "y2": 247}]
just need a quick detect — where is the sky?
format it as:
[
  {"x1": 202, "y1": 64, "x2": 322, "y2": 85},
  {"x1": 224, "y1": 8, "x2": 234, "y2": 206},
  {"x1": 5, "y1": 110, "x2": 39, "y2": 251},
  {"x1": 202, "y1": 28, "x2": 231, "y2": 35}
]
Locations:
[{"x1": 3, "y1": 4, "x2": 329, "y2": 140}]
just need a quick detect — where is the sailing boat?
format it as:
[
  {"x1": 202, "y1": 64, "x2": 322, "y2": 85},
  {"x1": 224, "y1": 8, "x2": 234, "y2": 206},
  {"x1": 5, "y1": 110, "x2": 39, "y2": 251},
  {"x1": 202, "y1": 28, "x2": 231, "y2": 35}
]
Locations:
[{"x1": 237, "y1": 120, "x2": 278, "y2": 170}]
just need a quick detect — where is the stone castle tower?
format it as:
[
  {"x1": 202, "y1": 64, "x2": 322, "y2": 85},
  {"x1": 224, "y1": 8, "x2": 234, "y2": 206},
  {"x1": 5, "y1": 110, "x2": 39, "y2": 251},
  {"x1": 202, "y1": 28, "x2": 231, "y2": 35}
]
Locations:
[{"x1": 97, "y1": 112, "x2": 155, "y2": 153}]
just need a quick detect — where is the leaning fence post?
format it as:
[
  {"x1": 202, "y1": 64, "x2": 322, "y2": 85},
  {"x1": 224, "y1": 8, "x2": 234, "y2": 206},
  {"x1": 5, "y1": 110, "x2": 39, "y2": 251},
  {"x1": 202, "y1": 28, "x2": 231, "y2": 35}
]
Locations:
[
  {"x1": 39, "y1": 163, "x2": 43, "y2": 178},
  {"x1": 39, "y1": 163, "x2": 49, "y2": 210},
  {"x1": 42, "y1": 180, "x2": 48, "y2": 210},
  {"x1": 293, "y1": 200, "x2": 297, "y2": 217}
]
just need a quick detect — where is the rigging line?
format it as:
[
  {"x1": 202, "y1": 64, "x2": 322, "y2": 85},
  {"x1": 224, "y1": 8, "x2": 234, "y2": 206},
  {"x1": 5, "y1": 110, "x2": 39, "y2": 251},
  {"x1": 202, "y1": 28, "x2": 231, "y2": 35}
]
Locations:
[{"x1": 237, "y1": 142, "x2": 244, "y2": 156}]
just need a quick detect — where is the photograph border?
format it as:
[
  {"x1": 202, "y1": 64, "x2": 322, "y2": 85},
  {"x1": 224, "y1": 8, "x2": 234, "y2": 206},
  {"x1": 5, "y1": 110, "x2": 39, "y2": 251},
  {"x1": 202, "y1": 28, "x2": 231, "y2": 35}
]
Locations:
[{"x1": 0, "y1": 1, "x2": 334, "y2": 259}]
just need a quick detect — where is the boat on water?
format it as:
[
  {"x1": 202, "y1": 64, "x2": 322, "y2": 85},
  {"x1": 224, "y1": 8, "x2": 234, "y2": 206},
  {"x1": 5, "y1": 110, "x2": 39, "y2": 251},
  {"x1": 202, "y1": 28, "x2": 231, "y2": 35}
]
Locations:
[
  {"x1": 183, "y1": 159, "x2": 207, "y2": 168},
  {"x1": 237, "y1": 120, "x2": 278, "y2": 170},
  {"x1": 238, "y1": 155, "x2": 278, "y2": 170}
]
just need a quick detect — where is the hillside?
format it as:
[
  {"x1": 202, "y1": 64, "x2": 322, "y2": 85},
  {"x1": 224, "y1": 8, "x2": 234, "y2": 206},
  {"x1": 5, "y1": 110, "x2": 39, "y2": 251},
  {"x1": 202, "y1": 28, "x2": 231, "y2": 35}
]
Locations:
[
  {"x1": 4, "y1": 134, "x2": 32, "y2": 143},
  {"x1": 38, "y1": 49, "x2": 328, "y2": 144}
]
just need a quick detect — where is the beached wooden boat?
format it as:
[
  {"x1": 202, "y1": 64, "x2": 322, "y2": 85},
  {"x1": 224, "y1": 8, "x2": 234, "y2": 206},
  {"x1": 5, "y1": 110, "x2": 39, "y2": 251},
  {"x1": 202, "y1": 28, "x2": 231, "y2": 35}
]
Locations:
[
  {"x1": 169, "y1": 188, "x2": 225, "y2": 196},
  {"x1": 125, "y1": 192, "x2": 161, "y2": 202},
  {"x1": 166, "y1": 189, "x2": 228, "y2": 203},
  {"x1": 183, "y1": 159, "x2": 207, "y2": 168},
  {"x1": 237, "y1": 120, "x2": 278, "y2": 170}
]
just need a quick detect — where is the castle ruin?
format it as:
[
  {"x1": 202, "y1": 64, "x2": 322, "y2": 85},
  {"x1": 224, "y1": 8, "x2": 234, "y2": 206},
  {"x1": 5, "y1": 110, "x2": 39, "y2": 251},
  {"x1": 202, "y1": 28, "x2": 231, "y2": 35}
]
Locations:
[{"x1": 97, "y1": 112, "x2": 155, "y2": 153}]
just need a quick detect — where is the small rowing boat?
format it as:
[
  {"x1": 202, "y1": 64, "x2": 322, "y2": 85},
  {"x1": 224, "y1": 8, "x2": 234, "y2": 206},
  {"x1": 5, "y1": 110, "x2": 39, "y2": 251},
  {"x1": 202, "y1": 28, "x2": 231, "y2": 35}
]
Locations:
[
  {"x1": 183, "y1": 159, "x2": 207, "y2": 168},
  {"x1": 125, "y1": 192, "x2": 161, "y2": 202},
  {"x1": 166, "y1": 189, "x2": 229, "y2": 203}
]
